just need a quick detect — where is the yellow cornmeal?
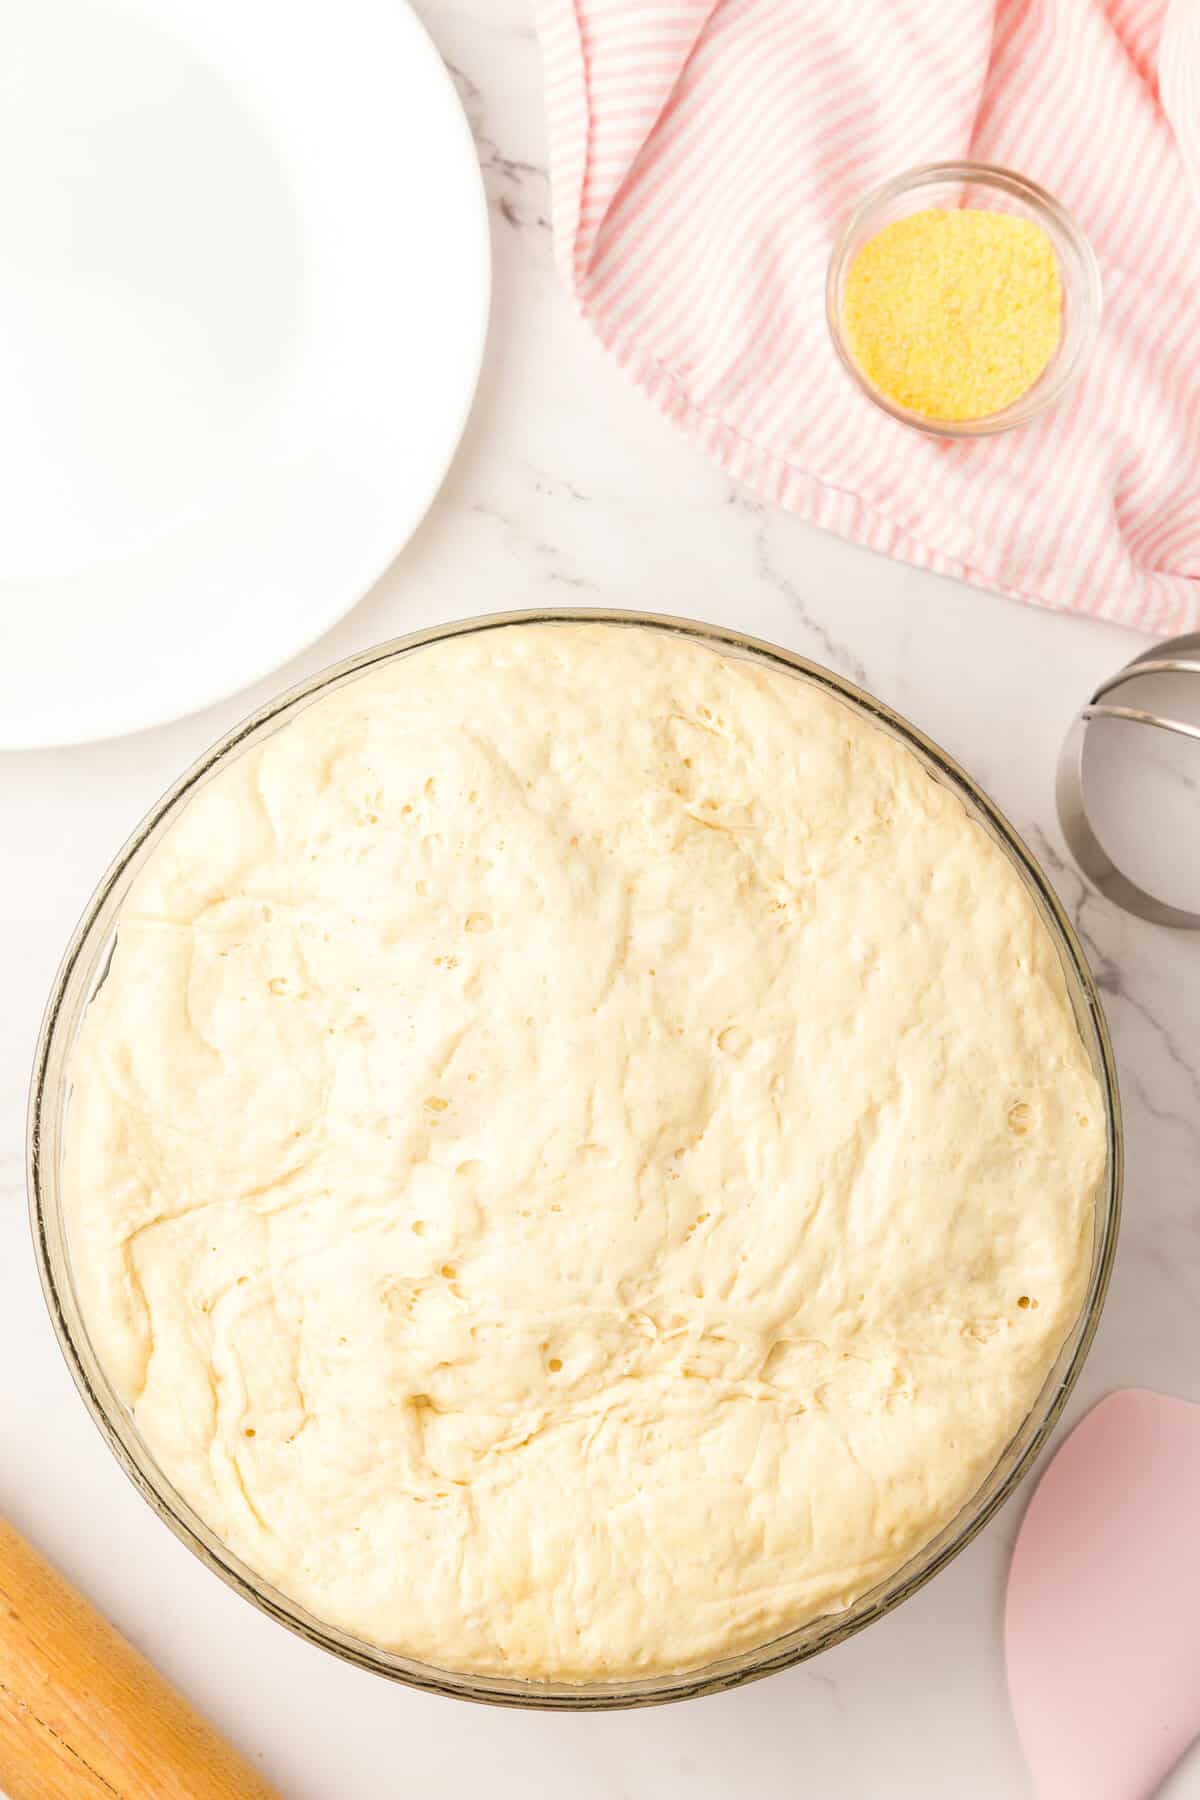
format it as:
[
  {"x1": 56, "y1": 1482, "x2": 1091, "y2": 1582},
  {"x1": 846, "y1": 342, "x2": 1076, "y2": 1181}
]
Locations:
[{"x1": 842, "y1": 208, "x2": 1062, "y2": 422}]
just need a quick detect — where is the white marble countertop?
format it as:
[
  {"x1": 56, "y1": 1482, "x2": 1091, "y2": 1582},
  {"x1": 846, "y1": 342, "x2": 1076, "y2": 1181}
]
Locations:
[{"x1": 3, "y1": 4, "x2": 1200, "y2": 1795}]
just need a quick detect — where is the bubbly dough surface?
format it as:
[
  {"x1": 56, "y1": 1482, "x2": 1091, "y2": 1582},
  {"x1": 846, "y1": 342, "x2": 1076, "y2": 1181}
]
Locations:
[{"x1": 66, "y1": 623, "x2": 1104, "y2": 1681}]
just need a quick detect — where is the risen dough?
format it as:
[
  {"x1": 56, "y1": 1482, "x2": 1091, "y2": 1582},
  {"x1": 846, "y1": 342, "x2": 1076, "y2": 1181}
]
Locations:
[{"x1": 66, "y1": 623, "x2": 1103, "y2": 1680}]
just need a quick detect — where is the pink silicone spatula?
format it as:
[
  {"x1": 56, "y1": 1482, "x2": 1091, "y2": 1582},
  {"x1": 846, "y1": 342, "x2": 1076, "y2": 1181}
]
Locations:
[{"x1": 1007, "y1": 1389, "x2": 1200, "y2": 1800}]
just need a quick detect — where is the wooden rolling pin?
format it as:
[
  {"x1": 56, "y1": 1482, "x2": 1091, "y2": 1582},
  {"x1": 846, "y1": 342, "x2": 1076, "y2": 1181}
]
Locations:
[{"x1": 0, "y1": 1515, "x2": 282, "y2": 1799}]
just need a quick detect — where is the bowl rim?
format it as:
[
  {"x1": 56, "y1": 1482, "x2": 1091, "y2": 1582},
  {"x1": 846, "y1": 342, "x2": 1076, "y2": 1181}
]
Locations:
[
  {"x1": 825, "y1": 160, "x2": 1104, "y2": 438},
  {"x1": 27, "y1": 606, "x2": 1122, "y2": 1709}
]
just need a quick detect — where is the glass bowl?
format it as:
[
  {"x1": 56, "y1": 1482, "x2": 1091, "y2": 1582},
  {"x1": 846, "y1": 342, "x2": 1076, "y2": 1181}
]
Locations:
[
  {"x1": 826, "y1": 162, "x2": 1103, "y2": 438},
  {"x1": 28, "y1": 608, "x2": 1122, "y2": 1710}
]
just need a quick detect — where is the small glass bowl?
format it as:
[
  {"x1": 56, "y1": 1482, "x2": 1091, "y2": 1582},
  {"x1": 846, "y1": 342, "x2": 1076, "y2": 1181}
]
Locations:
[{"x1": 826, "y1": 162, "x2": 1102, "y2": 438}]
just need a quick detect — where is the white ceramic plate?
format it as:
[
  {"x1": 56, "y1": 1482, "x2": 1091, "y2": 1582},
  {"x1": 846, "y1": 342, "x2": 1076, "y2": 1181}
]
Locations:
[{"x1": 0, "y1": 0, "x2": 489, "y2": 749}]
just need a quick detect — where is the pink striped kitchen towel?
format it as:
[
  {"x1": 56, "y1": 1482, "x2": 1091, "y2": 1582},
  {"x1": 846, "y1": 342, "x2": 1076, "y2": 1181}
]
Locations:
[{"x1": 535, "y1": 0, "x2": 1200, "y2": 635}]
